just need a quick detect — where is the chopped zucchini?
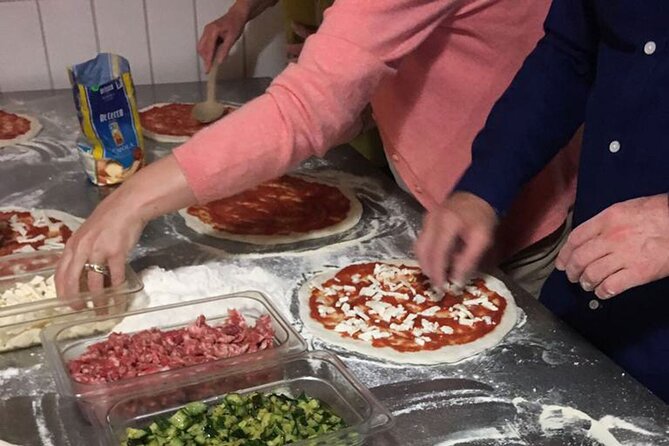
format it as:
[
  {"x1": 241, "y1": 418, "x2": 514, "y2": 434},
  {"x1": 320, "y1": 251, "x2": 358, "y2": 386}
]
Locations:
[{"x1": 121, "y1": 392, "x2": 347, "y2": 445}]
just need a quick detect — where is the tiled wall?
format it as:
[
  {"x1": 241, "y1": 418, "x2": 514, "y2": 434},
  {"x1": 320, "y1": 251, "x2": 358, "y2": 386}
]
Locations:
[{"x1": 0, "y1": 0, "x2": 287, "y2": 93}]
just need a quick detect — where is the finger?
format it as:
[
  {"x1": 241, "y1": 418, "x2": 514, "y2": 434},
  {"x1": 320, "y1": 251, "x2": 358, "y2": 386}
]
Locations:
[
  {"x1": 55, "y1": 246, "x2": 74, "y2": 299},
  {"x1": 215, "y1": 37, "x2": 235, "y2": 65},
  {"x1": 416, "y1": 213, "x2": 449, "y2": 286},
  {"x1": 87, "y1": 267, "x2": 106, "y2": 313},
  {"x1": 556, "y1": 217, "x2": 605, "y2": 271},
  {"x1": 449, "y1": 228, "x2": 491, "y2": 285},
  {"x1": 108, "y1": 254, "x2": 126, "y2": 288},
  {"x1": 62, "y1": 242, "x2": 90, "y2": 310},
  {"x1": 286, "y1": 43, "x2": 303, "y2": 59},
  {"x1": 579, "y1": 254, "x2": 623, "y2": 292},
  {"x1": 291, "y1": 21, "x2": 315, "y2": 39},
  {"x1": 563, "y1": 236, "x2": 612, "y2": 283},
  {"x1": 427, "y1": 220, "x2": 461, "y2": 289},
  {"x1": 199, "y1": 31, "x2": 219, "y2": 73},
  {"x1": 595, "y1": 268, "x2": 639, "y2": 299}
]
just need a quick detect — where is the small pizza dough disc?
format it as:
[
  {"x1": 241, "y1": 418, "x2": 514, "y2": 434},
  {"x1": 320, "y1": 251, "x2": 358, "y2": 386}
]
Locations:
[
  {"x1": 140, "y1": 102, "x2": 192, "y2": 144},
  {"x1": 140, "y1": 102, "x2": 236, "y2": 143},
  {"x1": 178, "y1": 175, "x2": 363, "y2": 245},
  {"x1": 298, "y1": 259, "x2": 518, "y2": 365},
  {"x1": 0, "y1": 112, "x2": 42, "y2": 148},
  {"x1": 0, "y1": 206, "x2": 84, "y2": 252}
]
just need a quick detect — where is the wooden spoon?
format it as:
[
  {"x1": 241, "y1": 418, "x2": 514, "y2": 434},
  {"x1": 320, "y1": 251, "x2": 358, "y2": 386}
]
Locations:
[{"x1": 192, "y1": 60, "x2": 226, "y2": 124}]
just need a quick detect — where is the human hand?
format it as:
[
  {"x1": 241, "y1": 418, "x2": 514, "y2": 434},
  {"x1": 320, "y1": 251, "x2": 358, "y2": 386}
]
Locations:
[
  {"x1": 556, "y1": 194, "x2": 669, "y2": 299},
  {"x1": 55, "y1": 187, "x2": 146, "y2": 309},
  {"x1": 197, "y1": 5, "x2": 248, "y2": 73},
  {"x1": 55, "y1": 155, "x2": 196, "y2": 308},
  {"x1": 286, "y1": 21, "x2": 317, "y2": 62},
  {"x1": 415, "y1": 192, "x2": 499, "y2": 288}
]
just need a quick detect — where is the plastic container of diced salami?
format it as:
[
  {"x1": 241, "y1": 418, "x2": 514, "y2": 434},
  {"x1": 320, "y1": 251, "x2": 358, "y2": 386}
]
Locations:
[
  {"x1": 41, "y1": 291, "x2": 308, "y2": 425},
  {"x1": 102, "y1": 350, "x2": 393, "y2": 446},
  {"x1": 0, "y1": 250, "x2": 143, "y2": 352}
]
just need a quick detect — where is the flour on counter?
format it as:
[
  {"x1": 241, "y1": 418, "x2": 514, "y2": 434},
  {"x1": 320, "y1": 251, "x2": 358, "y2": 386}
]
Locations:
[
  {"x1": 434, "y1": 426, "x2": 523, "y2": 445},
  {"x1": 0, "y1": 368, "x2": 20, "y2": 385},
  {"x1": 113, "y1": 263, "x2": 295, "y2": 333},
  {"x1": 513, "y1": 397, "x2": 663, "y2": 446}
]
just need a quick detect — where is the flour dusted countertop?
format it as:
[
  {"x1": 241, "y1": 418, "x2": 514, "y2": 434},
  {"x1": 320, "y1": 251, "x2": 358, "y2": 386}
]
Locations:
[{"x1": 0, "y1": 82, "x2": 667, "y2": 446}]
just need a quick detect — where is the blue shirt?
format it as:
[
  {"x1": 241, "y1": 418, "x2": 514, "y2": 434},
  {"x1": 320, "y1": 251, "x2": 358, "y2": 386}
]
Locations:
[{"x1": 455, "y1": 0, "x2": 669, "y2": 401}]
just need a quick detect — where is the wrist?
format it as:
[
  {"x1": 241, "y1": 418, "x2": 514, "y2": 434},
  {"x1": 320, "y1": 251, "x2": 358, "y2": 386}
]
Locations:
[{"x1": 231, "y1": 0, "x2": 253, "y2": 22}]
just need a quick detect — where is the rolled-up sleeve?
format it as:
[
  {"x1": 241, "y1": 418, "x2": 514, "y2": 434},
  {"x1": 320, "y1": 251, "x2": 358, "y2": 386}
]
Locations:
[
  {"x1": 175, "y1": 0, "x2": 464, "y2": 204},
  {"x1": 454, "y1": 0, "x2": 598, "y2": 215}
]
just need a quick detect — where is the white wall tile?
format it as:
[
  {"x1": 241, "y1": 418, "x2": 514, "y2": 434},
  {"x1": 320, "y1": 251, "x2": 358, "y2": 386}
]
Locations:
[
  {"x1": 195, "y1": 0, "x2": 244, "y2": 81},
  {"x1": 0, "y1": 1, "x2": 51, "y2": 92},
  {"x1": 244, "y1": 4, "x2": 286, "y2": 78},
  {"x1": 145, "y1": 0, "x2": 199, "y2": 84},
  {"x1": 93, "y1": 0, "x2": 152, "y2": 85},
  {"x1": 39, "y1": 0, "x2": 98, "y2": 89}
]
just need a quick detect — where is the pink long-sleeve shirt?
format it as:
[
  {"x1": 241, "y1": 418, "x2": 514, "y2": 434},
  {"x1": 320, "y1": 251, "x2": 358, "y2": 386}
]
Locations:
[{"x1": 174, "y1": 0, "x2": 579, "y2": 260}]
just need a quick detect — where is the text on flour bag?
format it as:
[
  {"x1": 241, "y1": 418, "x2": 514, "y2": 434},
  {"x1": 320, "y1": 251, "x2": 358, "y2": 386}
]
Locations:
[{"x1": 68, "y1": 53, "x2": 145, "y2": 186}]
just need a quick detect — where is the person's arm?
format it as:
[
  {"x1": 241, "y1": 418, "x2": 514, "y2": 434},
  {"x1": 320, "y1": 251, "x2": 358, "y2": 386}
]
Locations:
[
  {"x1": 198, "y1": 0, "x2": 280, "y2": 73},
  {"x1": 416, "y1": 0, "x2": 599, "y2": 287},
  {"x1": 56, "y1": 0, "x2": 464, "y2": 298}
]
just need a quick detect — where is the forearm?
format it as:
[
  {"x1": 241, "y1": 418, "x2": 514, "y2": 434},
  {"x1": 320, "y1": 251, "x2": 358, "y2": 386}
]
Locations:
[
  {"x1": 455, "y1": 0, "x2": 597, "y2": 215},
  {"x1": 114, "y1": 156, "x2": 196, "y2": 223},
  {"x1": 233, "y1": 0, "x2": 279, "y2": 22}
]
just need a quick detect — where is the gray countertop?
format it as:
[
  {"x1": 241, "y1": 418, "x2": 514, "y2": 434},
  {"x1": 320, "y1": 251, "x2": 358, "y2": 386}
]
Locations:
[{"x1": 0, "y1": 81, "x2": 667, "y2": 446}]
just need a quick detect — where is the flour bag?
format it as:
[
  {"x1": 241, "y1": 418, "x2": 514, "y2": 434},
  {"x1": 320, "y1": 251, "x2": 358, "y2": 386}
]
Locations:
[{"x1": 69, "y1": 53, "x2": 144, "y2": 185}]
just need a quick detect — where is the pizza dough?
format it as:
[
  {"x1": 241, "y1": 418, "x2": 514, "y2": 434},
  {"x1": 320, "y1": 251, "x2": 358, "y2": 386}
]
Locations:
[
  {"x1": 139, "y1": 102, "x2": 236, "y2": 143},
  {"x1": 0, "y1": 206, "x2": 83, "y2": 256},
  {"x1": 179, "y1": 175, "x2": 363, "y2": 245},
  {"x1": 0, "y1": 110, "x2": 42, "y2": 148},
  {"x1": 298, "y1": 259, "x2": 518, "y2": 365}
]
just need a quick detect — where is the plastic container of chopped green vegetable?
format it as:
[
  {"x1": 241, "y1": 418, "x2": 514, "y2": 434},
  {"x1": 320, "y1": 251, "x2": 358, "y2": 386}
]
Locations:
[
  {"x1": 42, "y1": 291, "x2": 307, "y2": 426},
  {"x1": 103, "y1": 351, "x2": 393, "y2": 446}
]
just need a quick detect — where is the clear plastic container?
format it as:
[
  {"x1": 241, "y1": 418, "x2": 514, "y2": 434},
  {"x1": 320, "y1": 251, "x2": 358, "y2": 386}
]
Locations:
[
  {"x1": 41, "y1": 291, "x2": 308, "y2": 424},
  {"x1": 0, "y1": 250, "x2": 143, "y2": 352},
  {"x1": 104, "y1": 350, "x2": 393, "y2": 446}
]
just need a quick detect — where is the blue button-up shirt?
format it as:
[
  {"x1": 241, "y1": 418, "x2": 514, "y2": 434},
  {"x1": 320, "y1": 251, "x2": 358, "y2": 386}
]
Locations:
[{"x1": 456, "y1": 0, "x2": 669, "y2": 401}]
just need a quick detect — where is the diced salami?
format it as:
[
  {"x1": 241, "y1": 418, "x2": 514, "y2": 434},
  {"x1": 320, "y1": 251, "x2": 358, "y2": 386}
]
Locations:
[{"x1": 67, "y1": 311, "x2": 275, "y2": 384}]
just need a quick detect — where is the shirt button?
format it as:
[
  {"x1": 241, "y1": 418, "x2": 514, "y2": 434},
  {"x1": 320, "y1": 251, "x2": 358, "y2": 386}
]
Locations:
[
  {"x1": 415, "y1": 185, "x2": 423, "y2": 193},
  {"x1": 644, "y1": 41, "x2": 656, "y2": 55},
  {"x1": 609, "y1": 140, "x2": 621, "y2": 153},
  {"x1": 391, "y1": 154, "x2": 400, "y2": 162},
  {"x1": 589, "y1": 299, "x2": 600, "y2": 310}
]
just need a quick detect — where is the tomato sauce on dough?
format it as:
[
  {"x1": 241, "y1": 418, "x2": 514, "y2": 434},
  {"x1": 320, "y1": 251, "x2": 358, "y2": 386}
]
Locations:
[
  {"x1": 308, "y1": 262, "x2": 507, "y2": 353},
  {"x1": 187, "y1": 176, "x2": 353, "y2": 236}
]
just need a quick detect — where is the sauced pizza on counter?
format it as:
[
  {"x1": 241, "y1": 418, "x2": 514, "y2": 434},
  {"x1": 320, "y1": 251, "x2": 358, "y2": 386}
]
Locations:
[
  {"x1": 187, "y1": 176, "x2": 354, "y2": 236},
  {"x1": 140, "y1": 103, "x2": 236, "y2": 139},
  {"x1": 0, "y1": 110, "x2": 31, "y2": 141},
  {"x1": 0, "y1": 210, "x2": 73, "y2": 257},
  {"x1": 307, "y1": 262, "x2": 509, "y2": 352}
]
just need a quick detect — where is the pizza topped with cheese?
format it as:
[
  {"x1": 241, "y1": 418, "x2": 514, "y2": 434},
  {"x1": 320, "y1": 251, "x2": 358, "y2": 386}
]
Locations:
[
  {"x1": 299, "y1": 260, "x2": 517, "y2": 364},
  {"x1": 0, "y1": 208, "x2": 81, "y2": 257},
  {"x1": 139, "y1": 102, "x2": 237, "y2": 143},
  {"x1": 179, "y1": 175, "x2": 363, "y2": 245},
  {"x1": 0, "y1": 110, "x2": 42, "y2": 148}
]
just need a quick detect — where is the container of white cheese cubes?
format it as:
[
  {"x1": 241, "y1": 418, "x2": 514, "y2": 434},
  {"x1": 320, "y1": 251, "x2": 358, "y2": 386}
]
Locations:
[{"x1": 0, "y1": 250, "x2": 143, "y2": 352}]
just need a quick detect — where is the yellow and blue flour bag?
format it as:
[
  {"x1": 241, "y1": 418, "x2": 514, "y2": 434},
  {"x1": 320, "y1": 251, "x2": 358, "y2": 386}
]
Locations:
[{"x1": 68, "y1": 53, "x2": 144, "y2": 186}]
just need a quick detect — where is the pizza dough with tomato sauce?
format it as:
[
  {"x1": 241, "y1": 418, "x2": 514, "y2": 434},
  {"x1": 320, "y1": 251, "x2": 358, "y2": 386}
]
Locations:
[
  {"x1": 179, "y1": 175, "x2": 363, "y2": 245},
  {"x1": 0, "y1": 110, "x2": 42, "y2": 148},
  {"x1": 299, "y1": 260, "x2": 518, "y2": 364}
]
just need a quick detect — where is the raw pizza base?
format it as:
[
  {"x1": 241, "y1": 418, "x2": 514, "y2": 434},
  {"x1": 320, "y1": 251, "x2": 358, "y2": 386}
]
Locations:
[
  {"x1": 178, "y1": 175, "x2": 363, "y2": 245},
  {"x1": 0, "y1": 206, "x2": 84, "y2": 245},
  {"x1": 0, "y1": 113, "x2": 42, "y2": 148},
  {"x1": 298, "y1": 259, "x2": 518, "y2": 365},
  {"x1": 140, "y1": 102, "x2": 235, "y2": 143}
]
